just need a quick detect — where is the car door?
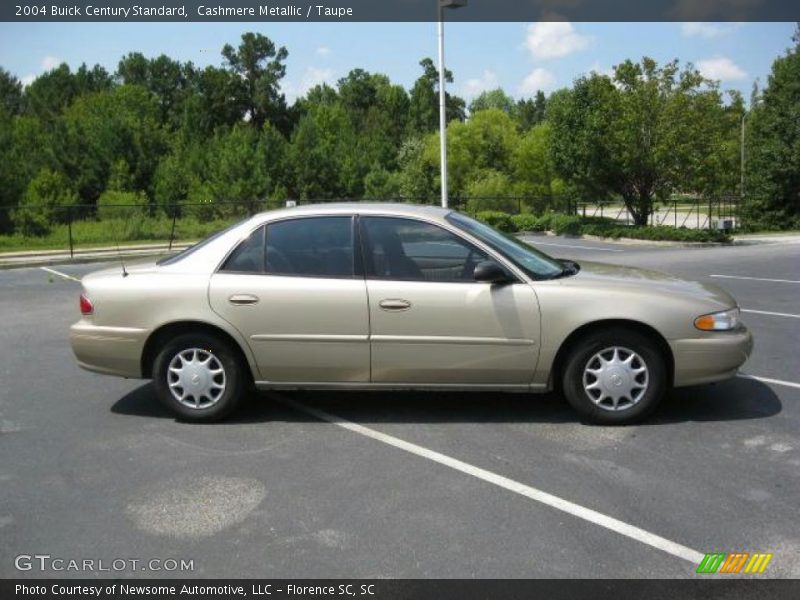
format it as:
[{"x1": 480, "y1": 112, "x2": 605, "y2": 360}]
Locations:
[
  {"x1": 360, "y1": 216, "x2": 541, "y2": 386},
  {"x1": 209, "y1": 216, "x2": 370, "y2": 384}
]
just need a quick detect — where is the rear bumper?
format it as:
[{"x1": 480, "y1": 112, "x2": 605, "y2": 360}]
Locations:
[
  {"x1": 670, "y1": 328, "x2": 754, "y2": 387},
  {"x1": 70, "y1": 322, "x2": 148, "y2": 378}
]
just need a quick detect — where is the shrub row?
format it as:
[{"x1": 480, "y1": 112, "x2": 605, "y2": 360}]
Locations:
[{"x1": 472, "y1": 211, "x2": 731, "y2": 243}]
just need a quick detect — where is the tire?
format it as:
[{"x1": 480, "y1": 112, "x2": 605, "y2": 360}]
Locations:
[
  {"x1": 561, "y1": 328, "x2": 667, "y2": 425},
  {"x1": 152, "y1": 332, "x2": 247, "y2": 422}
]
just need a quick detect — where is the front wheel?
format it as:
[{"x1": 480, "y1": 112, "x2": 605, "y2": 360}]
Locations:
[
  {"x1": 152, "y1": 333, "x2": 246, "y2": 422},
  {"x1": 561, "y1": 328, "x2": 667, "y2": 425}
]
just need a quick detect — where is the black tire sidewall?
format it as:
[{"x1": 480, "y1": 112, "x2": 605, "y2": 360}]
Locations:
[
  {"x1": 152, "y1": 333, "x2": 245, "y2": 422},
  {"x1": 562, "y1": 329, "x2": 667, "y2": 425}
]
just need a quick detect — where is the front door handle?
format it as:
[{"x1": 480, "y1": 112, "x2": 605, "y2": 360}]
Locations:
[
  {"x1": 229, "y1": 294, "x2": 259, "y2": 306},
  {"x1": 379, "y1": 298, "x2": 411, "y2": 311}
]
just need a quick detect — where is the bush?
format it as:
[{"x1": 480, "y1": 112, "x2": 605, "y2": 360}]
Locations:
[
  {"x1": 96, "y1": 190, "x2": 149, "y2": 221},
  {"x1": 510, "y1": 214, "x2": 544, "y2": 232},
  {"x1": 473, "y1": 211, "x2": 516, "y2": 232},
  {"x1": 14, "y1": 169, "x2": 79, "y2": 236},
  {"x1": 549, "y1": 214, "x2": 582, "y2": 236},
  {"x1": 582, "y1": 224, "x2": 731, "y2": 243}
]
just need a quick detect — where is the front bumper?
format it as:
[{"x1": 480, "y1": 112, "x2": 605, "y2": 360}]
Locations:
[
  {"x1": 70, "y1": 322, "x2": 148, "y2": 378},
  {"x1": 670, "y1": 327, "x2": 754, "y2": 387}
]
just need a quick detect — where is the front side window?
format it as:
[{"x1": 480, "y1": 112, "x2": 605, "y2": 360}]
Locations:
[
  {"x1": 266, "y1": 217, "x2": 354, "y2": 278},
  {"x1": 361, "y1": 217, "x2": 489, "y2": 282},
  {"x1": 446, "y1": 212, "x2": 563, "y2": 280}
]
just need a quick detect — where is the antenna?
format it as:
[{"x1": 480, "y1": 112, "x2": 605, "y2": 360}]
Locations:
[
  {"x1": 116, "y1": 237, "x2": 129, "y2": 278},
  {"x1": 110, "y1": 202, "x2": 129, "y2": 278}
]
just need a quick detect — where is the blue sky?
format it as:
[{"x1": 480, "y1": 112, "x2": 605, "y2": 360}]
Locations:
[{"x1": 0, "y1": 22, "x2": 795, "y2": 103}]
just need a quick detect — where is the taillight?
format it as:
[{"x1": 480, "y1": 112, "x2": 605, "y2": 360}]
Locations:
[{"x1": 80, "y1": 293, "x2": 94, "y2": 315}]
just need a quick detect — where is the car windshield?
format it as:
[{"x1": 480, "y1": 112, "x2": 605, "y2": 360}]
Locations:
[
  {"x1": 156, "y1": 218, "x2": 247, "y2": 266},
  {"x1": 446, "y1": 212, "x2": 565, "y2": 280}
]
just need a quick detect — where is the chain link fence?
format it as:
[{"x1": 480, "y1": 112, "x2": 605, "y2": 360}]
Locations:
[{"x1": 0, "y1": 195, "x2": 740, "y2": 257}]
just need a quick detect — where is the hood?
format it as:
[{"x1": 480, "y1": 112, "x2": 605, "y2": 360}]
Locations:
[{"x1": 566, "y1": 260, "x2": 736, "y2": 309}]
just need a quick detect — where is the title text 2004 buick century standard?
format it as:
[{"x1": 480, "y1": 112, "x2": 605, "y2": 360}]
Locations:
[{"x1": 70, "y1": 204, "x2": 753, "y2": 424}]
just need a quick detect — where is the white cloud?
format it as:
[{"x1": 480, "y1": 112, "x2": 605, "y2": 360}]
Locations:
[
  {"x1": 21, "y1": 74, "x2": 36, "y2": 88},
  {"x1": 696, "y1": 56, "x2": 748, "y2": 81},
  {"x1": 463, "y1": 70, "x2": 499, "y2": 97},
  {"x1": 519, "y1": 68, "x2": 557, "y2": 95},
  {"x1": 41, "y1": 55, "x2": 61, "y2": 71},
  {"x1": 681, "y1": 22, "x2": 743, "y2": 39},
  {"x1": 316, "y1": 46, "x2": 331, "y2": 57},
  {"x1": 282, "y1": 66, "x2": 335, "y2": 101},
  {"x1": 524, "y1": 21, "x2": 591, "y2": 60}
]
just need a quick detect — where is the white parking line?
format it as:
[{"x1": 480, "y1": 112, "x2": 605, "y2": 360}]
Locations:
[
  {"x1": 710, "y1": 274, "x2": 800, "y2": 284},
  {"x1": 40, "y1": 266, "x2": 80, "y2": 283},
  {"x1": 738, "y1": 374, "x2": 800, "y2": 390},
  {"x1": 741, "y1": 309, "x2": 800, "y2": 319},
  {"x1": 526, "y1": 241, "x2": 625, "y2": 253},
  {"x1": 276, "y1": 394, "x2": 704, "y2": 565}
]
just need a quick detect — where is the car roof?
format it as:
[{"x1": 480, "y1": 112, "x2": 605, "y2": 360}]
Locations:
[{"x1": 253, "y1": 202, "x2": 453, "y2": 221}]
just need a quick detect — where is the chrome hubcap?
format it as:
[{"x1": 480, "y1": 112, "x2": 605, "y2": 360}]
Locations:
[
  {"x1": 582, "y1": 346, "x2": 649, "y2": 412},
  {"x1": 167, "y1": 348, "x2": 226, "y2": 409}
]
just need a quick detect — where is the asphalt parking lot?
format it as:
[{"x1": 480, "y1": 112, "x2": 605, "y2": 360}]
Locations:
[{"x1": 1, "y1": 235, "x2": 798, "y2": 579}]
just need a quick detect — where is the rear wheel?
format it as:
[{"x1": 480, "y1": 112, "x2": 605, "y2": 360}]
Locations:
[
  {"x1": 561, "y1": 328, "x2": 667, "y2": 425},
  {"x1": 152, "y1": 333, "x2": 246, "y2": 422}
]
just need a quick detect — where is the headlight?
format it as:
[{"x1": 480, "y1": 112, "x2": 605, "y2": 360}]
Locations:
[{"x1": 694, "y1": 308, "x2": 741, "y2": 331}]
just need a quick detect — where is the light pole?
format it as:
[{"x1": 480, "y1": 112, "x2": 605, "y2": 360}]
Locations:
[{"x1": 437, "y1": 0, "x2": 467, "y2": 208}]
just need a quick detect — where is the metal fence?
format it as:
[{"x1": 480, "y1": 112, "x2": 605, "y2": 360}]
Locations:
[{"x1": 0, "y1": 195, "x2": 740, "y2": 258}]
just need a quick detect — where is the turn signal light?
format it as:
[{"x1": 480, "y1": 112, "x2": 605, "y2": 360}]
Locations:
[
  {"x1": 694, "y1": 308, "x2": 740, "y2": 331},
  {"x1": 79, "y1": 293, "x2": 94, "y2": 315}
]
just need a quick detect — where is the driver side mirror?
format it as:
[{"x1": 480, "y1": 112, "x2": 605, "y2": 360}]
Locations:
[{"x1": 473, "y1": 261, "x2": 513, "y2": 285}]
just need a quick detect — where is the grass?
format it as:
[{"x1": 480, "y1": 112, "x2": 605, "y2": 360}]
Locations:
[{"x1": 0, "y1": 216, "x2": 241, "y2": 254}]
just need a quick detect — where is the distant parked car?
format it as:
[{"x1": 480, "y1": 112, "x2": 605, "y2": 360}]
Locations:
[{"x1": 70, "y1": 204, "x2": 753, "y2": 424}]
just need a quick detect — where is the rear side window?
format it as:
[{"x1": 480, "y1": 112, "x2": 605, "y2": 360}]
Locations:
[
  {"x1": 220, "y1": 225, "x2": 266, "y2": 273},
  {"x1": 266, "y1": 217, "x2": 354, "y2": 278}
]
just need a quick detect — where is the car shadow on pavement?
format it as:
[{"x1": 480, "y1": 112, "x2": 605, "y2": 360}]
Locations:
[{"x1": 111, "y1": 376, "x2": 781, "y2": 425}]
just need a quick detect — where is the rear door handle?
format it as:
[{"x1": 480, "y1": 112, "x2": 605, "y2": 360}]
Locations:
[
  {"x1": 229, "y1": 294, "x2": 259, "y2": 306},
  {"x1": 379, "y1": 298, "x2": 411, "y2": 311}
]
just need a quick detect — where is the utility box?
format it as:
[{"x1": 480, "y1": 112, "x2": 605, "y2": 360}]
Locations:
[{"x1": 713, "y1": 219, "x2": 733, "y2": 232}]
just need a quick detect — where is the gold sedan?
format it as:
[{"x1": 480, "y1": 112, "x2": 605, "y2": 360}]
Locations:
[{"x1": 70, "y1": 204, "x2": 753, "y2": 424}]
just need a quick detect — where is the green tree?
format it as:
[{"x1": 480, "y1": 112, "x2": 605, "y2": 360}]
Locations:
[
  {"x1": 549, "y1": 58, "x2": 726, "y2": 225},
  {"x1": 0, "y1": 68, "x2": 23, "y2": 115},
  {"x1": 118, "y1": 53, "x2": 189, "y2": 126},
  {"x1": 203, "y1": 124, "x2": 278, "y2": 214},
  {"x1": 469, "y1": 88, "x2": 515, "y2": 115},
  {"x1": 289, "y1": 103, "x2": 355, "y2": 199},
  {"x1": 743, "y1": 33, "x2": 800, "y2": 227},
  {"x1": 59, "y1": 85, "x2": 165, "y2": 204},
  {"x1": 222, "y1": 32, "x2": 289, "y2": 131},
  {"x1": 408, "y1": 58, "x2": 466, "y2": 134},
  {"x1": 428, "y1": 108, "x2": 519, "y2": 199},
  {"x1": 513, "y1": 91, "x2": 547, "y2": 132},
  {"x1": 179, "y1": 65, "x2": 245, "y2": 139},
  {"x1": 23, "y1": 64, "x2": 77, "y2": 121}
]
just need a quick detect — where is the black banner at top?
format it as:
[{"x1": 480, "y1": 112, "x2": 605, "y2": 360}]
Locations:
[{"x1": 2, "y1": 0, "x2": 800, "y2": 23}]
